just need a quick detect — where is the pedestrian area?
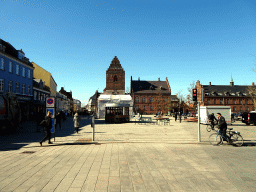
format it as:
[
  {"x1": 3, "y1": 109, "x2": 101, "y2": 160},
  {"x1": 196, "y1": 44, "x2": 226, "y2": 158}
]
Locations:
[{"x1": 0, "y1": 116, "x2": 256, "y2": 192}]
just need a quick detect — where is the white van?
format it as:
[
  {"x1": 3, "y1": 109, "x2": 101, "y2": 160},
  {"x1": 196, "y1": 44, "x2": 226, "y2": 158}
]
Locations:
[{"x1": 199, "y1": 106, "x2": 232, "y2": 125}]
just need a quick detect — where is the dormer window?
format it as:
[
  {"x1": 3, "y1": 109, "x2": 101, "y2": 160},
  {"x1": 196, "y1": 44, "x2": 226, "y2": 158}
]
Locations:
[
  {"x1": 225, "y1": 92, "x2": 229, "y2": 96},
  {"x1": 150, "y1": 85, "x2": 154, "y2": 90},
  {"x1": 218, "y1": 93, "x2": 222, "y2": 96},
  {"x1": 139, "y1": 86, "x2": 142, "y2": 90}
]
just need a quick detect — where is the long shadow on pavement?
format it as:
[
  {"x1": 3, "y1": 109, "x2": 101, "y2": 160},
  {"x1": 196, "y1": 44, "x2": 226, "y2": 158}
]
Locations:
[{"x1": 0, "y1": 115, "x2": 93, "y2": 151}]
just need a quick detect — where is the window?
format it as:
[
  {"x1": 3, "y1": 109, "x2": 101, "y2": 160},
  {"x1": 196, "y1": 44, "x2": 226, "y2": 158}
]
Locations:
[
  {"x1": 135, "y1": 97, "x2": 139, "y2": 102},
  {"x1": 165, "y1": 98, "x2": 168, "y2": 102},
  {"x1": 0, "y1": 79, "x2": 4, "y2": 92},
  {"x1": 245, "y1": 99, "x2": 248, "y2": 105},
  {"x1": 246, "y1": 107, "x2": 249, "y2": 111},
  {"x1": 34, "y1": 91, "x2": 37, "y2": 100},
  {"x1": 113, "y1": 75, "x2": 117, "y2": 82},
  {"x1": 0, "y1": 58, "x2": 4, "y2": 70},
  {"x1": 22, "y1": 84, "x2": 25, "y2": 94},
  {"x1": 239, "y1": 99, "x2": 242, "y2": 104},
  {"x1": 220, "y1": 100, "x2": 223, "y2": 104},
  {"x1": 207, "y1": 99, "x2": 210, "y2": 104},
  {"x1": 150, "y1": 97, "x2": 153, "y2": 102},
  {"x1": 135, "y1": 106, "x2": 139, "y2": 110},
  {"x1": 22, "y1": 67, "x2": 25, "y2": 77},
  {"x1": 16, "y1": 64, "x2": 19, "y2": 75},
  {"x1": 150, "y1": 106, "x2": 153, "y2": 111},
  {"x1": 28, "y1": 70, "x2": 31, "y2": 78},
  {"x1": 8, "y1": 81, "x2": 13, "y2": 92},
  {"x1": 233, "y1": 100, "x2": 236, "y2": 104},
  {"x1": 16, "y1": 82, "x2": 19, "y2": 93},
  {"x1": 214, "y1": 99, "x2": 216, "y2": 104},
  {"x1": 28, "y1": 85, "x2": 30, "y2": 95},
  {"x1": 142, "y1": 97, "x2": 146, "y2": 102},
  {"x1": 143, "y1": 105, "x2": 146, "y2": 110},
  {"x1": 233, "y1": 106, "x2": 236, "y2": 112},
  {"x1": 9, "y1": 61, "x2": 13, "y2": 73},
  {"x1": 226, "y1": 99, "x2": 229, "y2": 104}
]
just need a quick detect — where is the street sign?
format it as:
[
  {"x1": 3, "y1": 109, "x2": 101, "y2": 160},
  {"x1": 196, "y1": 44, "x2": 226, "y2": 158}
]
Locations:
[
  {"x1": 46, "y1": 97, "x2": 55, "y2": 108},
  {"x1": 46, "y1": 108, "x2": 55, "y2": 118}
]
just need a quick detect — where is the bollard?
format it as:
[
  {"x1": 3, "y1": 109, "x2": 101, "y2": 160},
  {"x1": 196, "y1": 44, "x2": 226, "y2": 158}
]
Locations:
[{"x1": 91, "y1": 116, "x2": 95, "y2": 141}]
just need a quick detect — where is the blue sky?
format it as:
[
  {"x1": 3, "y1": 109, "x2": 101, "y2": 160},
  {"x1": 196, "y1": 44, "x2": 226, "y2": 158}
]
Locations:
[{"x1": 1, "y1": 0, "x2": 256, "y2": 106}]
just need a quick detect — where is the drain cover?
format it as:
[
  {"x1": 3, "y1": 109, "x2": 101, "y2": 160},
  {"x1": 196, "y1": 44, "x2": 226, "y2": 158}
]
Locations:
[{"x1": 22, "y1": 151, "x2": 35, "y2": 154}]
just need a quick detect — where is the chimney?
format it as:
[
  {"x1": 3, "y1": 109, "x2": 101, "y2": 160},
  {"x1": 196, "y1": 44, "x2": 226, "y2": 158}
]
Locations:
[
  {"x1": 253, "y1": 82, "x2": 255, "y2": 86},
  {"x1": 209, "y1": 82, "x2": 211, "y2": 86},
  {"x1": 138, "y1": 77, "x2": 140, "y2": 81},
  {"x1": 158, "y1": 78, "x2": 160, "y2": 81}
]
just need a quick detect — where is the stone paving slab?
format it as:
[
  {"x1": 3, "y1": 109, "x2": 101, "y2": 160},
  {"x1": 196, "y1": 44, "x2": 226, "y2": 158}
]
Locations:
[{"x1": 0, "y1": 116, "x2": 256, "y2": 191}]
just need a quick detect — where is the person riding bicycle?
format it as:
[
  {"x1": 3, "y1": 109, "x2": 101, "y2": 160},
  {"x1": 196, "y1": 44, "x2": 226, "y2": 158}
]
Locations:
[
  {"x1": 208, "y1": 113, "x2": 217, "y2": 130},
  {"x1": 216, "y1": 113, "x2": 230, "y2": 143}
]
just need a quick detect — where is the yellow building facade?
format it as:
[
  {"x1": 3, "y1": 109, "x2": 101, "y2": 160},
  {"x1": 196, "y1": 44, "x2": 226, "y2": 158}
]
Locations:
[{"x1": 32, "y1": 62, "x2": 57, "y2": 97}]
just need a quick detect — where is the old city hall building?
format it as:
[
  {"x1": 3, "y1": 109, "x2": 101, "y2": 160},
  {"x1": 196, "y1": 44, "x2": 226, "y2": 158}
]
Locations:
[
  {"x1": 131, "y1": 77, "x2": 173, "y2": 115},
  {"x1": 196, "y1": 77, "x2": 255, "y2": 112}
]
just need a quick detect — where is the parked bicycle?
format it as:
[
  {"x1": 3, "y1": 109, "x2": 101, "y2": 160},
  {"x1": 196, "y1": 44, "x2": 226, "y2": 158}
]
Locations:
[
  {"x1": 209, "y1": 128, "x2": 243, "y2": 146},
  {"x1": 206, "y1": 120, "x2": 218, "y2": 132}
]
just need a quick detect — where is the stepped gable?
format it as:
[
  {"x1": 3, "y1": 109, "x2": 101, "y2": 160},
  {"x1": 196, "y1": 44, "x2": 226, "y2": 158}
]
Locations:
[{"x1": 107, "y1": 56, "x2": 124, "y2": 71}]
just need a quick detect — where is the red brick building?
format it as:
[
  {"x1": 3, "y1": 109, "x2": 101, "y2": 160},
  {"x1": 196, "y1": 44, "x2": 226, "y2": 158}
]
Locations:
[
  {"x1": 131, "y1": 77, "x2": 173, "y2": 115},
  {"x1": 103, "y1": 56, "x2": 125, "y2": 95},
  {"x1": 196, "y1": 77, "x2": 255, "y2": 113}
]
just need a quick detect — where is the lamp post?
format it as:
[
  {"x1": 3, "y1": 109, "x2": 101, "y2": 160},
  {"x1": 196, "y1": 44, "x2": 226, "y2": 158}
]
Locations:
[{"x1": 180, "y1": 97, "x2": 182, "y2": 123}]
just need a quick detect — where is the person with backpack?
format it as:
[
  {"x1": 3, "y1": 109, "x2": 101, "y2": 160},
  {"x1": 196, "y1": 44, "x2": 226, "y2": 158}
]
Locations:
[
  {"x1": 208, "y1": 113, "x2": 217, "y2": 130},
  {"x1": 39, "y1": 111, "x2": 53, "y2": 146}
]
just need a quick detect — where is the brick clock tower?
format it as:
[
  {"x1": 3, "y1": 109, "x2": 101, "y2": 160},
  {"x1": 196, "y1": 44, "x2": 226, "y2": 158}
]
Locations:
[{"x1": 104, "y1": 56, "x2": 125, "y2": 95}]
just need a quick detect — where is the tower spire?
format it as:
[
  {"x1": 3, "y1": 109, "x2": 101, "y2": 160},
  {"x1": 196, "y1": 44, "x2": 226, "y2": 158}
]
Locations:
[{"x1": 230, "y1": 74, "x2": 234, "y2": 86}]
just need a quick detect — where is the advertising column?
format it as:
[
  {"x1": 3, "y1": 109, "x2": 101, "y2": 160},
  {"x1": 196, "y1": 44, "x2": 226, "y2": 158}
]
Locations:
[{"x1": 46, "y1": 97, "x2": 56, "y2": 141}]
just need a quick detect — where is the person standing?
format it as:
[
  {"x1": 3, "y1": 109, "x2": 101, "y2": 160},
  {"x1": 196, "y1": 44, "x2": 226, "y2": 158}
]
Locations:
[
  {"x1": 175, "y1": 112, "x2": 177, "y2": 121},
  {"x1": 56, "y1": 112, "x2": 62, "y2": 129},
  {"x1": 39, "y1": 111, "x2": 53, "y2": 146},
  {"x1": 73, "y1": 113, "x2": 81, "y2": 133}
]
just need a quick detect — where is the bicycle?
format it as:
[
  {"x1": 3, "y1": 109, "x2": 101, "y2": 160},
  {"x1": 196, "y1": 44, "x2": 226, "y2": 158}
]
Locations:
[
  {"x1": 209, "y1": 128, "x2": 244, "y2": 146},
  {"x1": 206, "y1": 120, "x2": 218, "y2": 132}
]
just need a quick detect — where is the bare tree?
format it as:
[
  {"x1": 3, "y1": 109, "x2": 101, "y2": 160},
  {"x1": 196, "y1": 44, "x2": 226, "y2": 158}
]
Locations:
[
  {"x1": 126, "y1": 86, "x2": 130, "y2": 94},
  {"x1": 247, "y1": 86, "x2": 256, "y2": 111}
]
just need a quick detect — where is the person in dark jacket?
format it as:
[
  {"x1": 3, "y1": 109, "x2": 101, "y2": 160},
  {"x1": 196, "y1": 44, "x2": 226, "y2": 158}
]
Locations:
[
  {"x1": 56, "y1": 112, "x2": 62, "y2": 129},
  {"x1": 217, "y1": 113, "x2": 230, "y2": 142},
  {"x1": 175, "y1": 112, "x2": 177, "y2": 121},
  {"x1": 208, "y1": 113, "x2": 217, "y2": 130},
  {"x1": 39, "y1": 111, "x2": 53, "y2": 146}
]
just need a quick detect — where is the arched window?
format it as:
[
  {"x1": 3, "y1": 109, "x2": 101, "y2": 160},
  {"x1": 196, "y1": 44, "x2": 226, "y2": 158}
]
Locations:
[
  {"x1": 150, "y1": 97, "x2": 153, "y2": 102},
  {"x1": 113, "y1": 75, "x2": 117, "y2": 82},
  {"x1": 135, "y1": 97, "x2": 139, "y2": 102},
  {"x1": 143, "y1": 97, "x2": 146, "y2": 102}
]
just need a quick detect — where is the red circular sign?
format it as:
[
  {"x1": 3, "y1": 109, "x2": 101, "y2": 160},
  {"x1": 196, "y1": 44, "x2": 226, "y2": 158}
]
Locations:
[{"x1": 47, "y1": 98, "x2": 53, "y2": 105}]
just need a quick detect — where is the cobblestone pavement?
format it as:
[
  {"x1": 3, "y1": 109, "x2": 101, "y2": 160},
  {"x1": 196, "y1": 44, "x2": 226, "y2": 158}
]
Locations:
[{"x1": 0, "y1": 116, "x2": 256, "y2": 192}]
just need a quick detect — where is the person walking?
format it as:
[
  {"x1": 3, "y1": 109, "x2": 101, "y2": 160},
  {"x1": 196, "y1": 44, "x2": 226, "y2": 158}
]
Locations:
[
  {"x1": 73, "y1": 113, "x2": 81, "y2": 133},
  {"x1": 175, "y1": 112, "x2": 177, "y2": 121},
  {"x1": 39, "y1": 111, "x2": 53, "y2": 146},
  {"x1": 56, "y1": 112, "x2": 62, "y2": 129}
]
